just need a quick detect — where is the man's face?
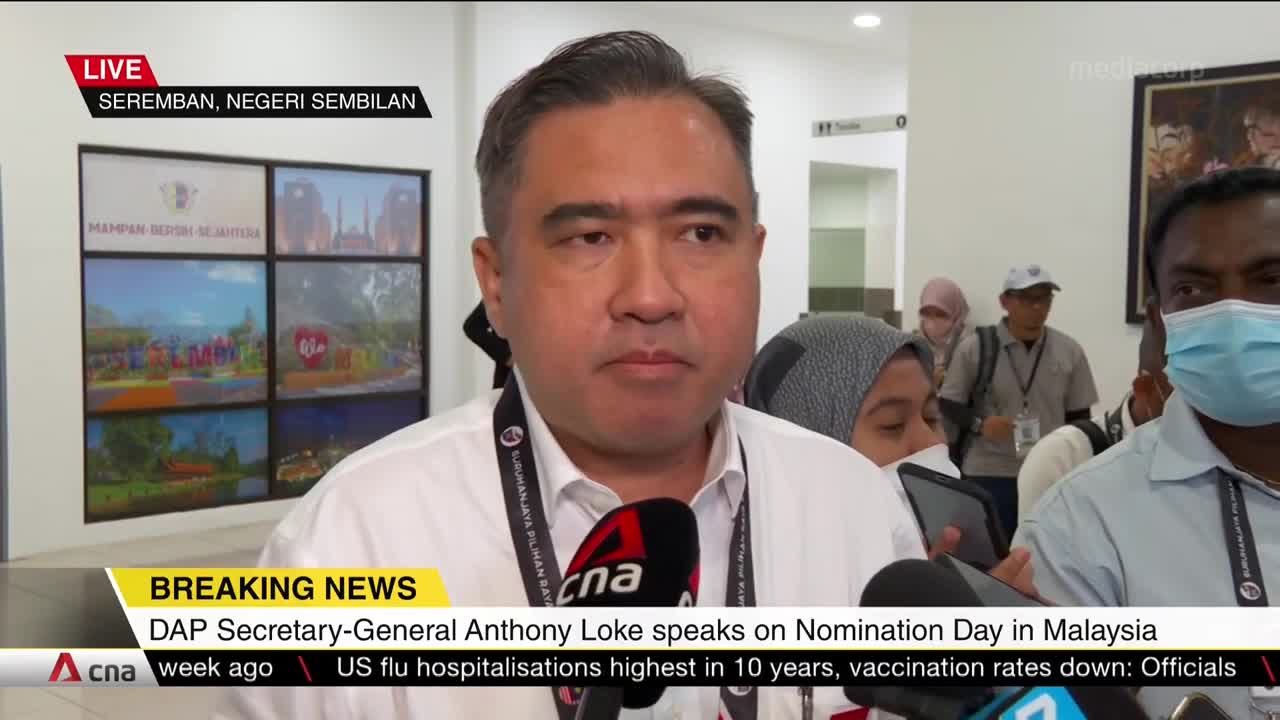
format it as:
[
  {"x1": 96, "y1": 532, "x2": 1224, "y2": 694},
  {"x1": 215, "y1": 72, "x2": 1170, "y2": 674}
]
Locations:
[
  {"x1": 474, "y1": 96, "x2": 765, "y2": 456},
  {"x1": 1157, "y1": 193, "x2": 1280, "y2": 314},
  {"x1": 1000, "y1": 284, "x2": 1055, "y2": 337}
]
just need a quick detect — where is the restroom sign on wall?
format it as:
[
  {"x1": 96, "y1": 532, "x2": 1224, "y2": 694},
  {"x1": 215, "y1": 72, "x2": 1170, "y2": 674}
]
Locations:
[{"x1": 813, "y1": 114, "x2": 907, "y2": 137}]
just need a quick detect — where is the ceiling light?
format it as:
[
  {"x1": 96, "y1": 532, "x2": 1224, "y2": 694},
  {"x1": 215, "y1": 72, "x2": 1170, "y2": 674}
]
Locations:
[{"x1": 852, "y1": 14, "x2": 881, "y2": 29}]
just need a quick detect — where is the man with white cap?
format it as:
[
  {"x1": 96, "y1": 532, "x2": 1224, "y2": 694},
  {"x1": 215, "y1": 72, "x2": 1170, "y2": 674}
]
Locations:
[{"x1": 939, "y1": 264, "x2": 1098, "y2": 534}]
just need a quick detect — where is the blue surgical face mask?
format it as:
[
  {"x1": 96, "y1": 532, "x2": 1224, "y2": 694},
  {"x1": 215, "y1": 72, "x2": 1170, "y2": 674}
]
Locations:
[{"x1": 1163, "y1": 299, "x2": 1280, "y2": 427}]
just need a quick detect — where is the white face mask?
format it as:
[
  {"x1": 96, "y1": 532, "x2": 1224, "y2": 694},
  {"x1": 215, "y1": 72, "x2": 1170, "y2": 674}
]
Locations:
[{"x1": 880, "y1": 444, "x2": 962, "y2": 507}]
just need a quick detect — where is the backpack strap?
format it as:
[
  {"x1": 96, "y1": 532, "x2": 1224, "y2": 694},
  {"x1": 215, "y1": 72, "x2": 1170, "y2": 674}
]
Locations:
[
  {"x1": 969, "y1": 325, "x2": 1000, "y2": 414},
  {"x1": 1103, "y1": 400, "x2": 1127, "y2": 445},
  {"x1": 953, "y1": 326, "x2": 1000, "y2": 466},
  {"x1": 1072, "y1": 418, "x2": 1112, "y2": 457}
]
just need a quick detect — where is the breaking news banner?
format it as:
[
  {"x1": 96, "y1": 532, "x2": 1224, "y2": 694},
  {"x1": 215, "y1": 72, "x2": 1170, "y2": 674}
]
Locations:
[
  {"x1": 1, "y1": 569, "x2": 1279, "y2": 689},
  {"x1": 65, "y1": 54, "x2": 431, "y2": 118}
]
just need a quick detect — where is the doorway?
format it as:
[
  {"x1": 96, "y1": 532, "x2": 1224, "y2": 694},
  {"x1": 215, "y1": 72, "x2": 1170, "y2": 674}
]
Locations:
[{"x1": 808, "y1": 162, "x2": 900, "y2": 326}]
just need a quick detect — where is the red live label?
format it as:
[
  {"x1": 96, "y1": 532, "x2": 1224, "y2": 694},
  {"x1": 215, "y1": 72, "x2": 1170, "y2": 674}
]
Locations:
[{"x1": 65, "y1": 55, "x2": 157, "y2": 87}]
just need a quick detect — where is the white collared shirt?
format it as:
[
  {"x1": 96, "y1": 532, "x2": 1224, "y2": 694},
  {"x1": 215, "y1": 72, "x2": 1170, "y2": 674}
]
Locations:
[
  {"x1": 1015, "y1": 392, "x2": 1280, "y2": 719},
  {"x1": 1015, "y1": 395, "x2": 1137, "y2": 524},
  {"x1": 214, "y1": 380, "x2": 924, "y2": 720}
]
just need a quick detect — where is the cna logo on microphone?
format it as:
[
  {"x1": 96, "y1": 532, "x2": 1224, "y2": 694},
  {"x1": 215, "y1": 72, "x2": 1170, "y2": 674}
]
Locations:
[{"x1": 556, "y1": 507, "x2": 647, "y2": 605}]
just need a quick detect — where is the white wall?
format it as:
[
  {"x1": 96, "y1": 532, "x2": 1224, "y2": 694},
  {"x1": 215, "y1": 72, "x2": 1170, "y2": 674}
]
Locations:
[
  {"x1": 808, "y1": 57, "x2": 908, "y2": 308},
  {"x1": 810, "y1": 178, "x2": 868, "y2": 228},
  {"x1": 0, "y1": 2, "x2": 467, "y2": 558},
  {"x1": 904, "y1": 2, "x2": 1280, "y2": 410},
  {"x1": 864, "y1": 169, "x2": 898, "y2": 291}
]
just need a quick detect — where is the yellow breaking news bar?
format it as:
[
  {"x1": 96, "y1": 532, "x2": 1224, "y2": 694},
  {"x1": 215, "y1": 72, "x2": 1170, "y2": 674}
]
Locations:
[{"x1": 110, "y1": 569, "x2": 451, "y2": 607}]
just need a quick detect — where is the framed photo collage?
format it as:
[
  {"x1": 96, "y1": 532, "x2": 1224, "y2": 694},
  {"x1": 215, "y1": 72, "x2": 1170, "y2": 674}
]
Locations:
[{"x1": 79, "y1": 146, "x2": 429, "y2": 522}]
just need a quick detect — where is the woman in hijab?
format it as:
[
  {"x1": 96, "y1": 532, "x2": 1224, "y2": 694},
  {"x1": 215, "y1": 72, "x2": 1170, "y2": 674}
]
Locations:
[
  {"x1": 916, "y1": 277, "x2": 971, "y2": 388},
  {"x1": 744, "y1": 314, "x2": 1034, "y2": 593}
]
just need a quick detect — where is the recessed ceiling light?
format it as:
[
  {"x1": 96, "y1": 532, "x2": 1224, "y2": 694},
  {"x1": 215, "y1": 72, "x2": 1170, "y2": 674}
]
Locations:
[{"x1": 852, "y1": 14, "x2": 881, "y2": 29}]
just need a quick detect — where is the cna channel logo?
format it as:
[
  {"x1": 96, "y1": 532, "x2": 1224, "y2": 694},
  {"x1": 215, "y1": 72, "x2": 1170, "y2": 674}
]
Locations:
[{"x1": 49, "y1": 652, "x2": 137, "y2": 683}]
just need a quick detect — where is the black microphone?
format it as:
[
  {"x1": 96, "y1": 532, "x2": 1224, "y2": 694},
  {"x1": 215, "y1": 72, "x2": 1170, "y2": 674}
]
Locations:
[
  {"x1": 847, "y1": 559, "x2": 1149, "y2": 720},
  {"x1": 848, "y1": 559, "x2": 995, "y2": 719},
  {"x1": 556, "y1": 498, "x2": 700, "y2": 720}
]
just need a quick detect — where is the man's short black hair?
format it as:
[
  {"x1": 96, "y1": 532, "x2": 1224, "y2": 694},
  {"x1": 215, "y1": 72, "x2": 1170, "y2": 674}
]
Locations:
[
  {"x1": 475, "y1": 30, "x2": 757, "y2": 242},
  {"x1": 1145, "y1": 166, "x2": 1280, "y2": 299}
]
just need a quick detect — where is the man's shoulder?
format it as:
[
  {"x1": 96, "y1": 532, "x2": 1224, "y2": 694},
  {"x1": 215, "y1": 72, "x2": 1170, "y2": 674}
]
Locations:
[
  {"x1": 269, "y1": 391, "x2": 500, "y2": 543},
  {"x1": 1031, "y1": 422, "x2": 1154, "y2": 513},
  {"x1": 956, "y1": 328, "x2": 984, "y2": 353},
  {"x1": 729, "y1": 403, "x2": 898, "y2": 508},
  {"x1": 1046, "y1": 326, "x2": 1087, "y2": 355},
  {"x1": 731, "y1": 403, "x2": 873, "y2": 469},
  {"x1": 1031, "y1": 419, "x2": 1096, "y2": 456}
]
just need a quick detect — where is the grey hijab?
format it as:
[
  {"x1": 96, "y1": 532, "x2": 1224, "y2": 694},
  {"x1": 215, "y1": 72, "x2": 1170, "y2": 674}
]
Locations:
[{"x1": 744, "y1": 315, "x2": 934, "y2": 444}]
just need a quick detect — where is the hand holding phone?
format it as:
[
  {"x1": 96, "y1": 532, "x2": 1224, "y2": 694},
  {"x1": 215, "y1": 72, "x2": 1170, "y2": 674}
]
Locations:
[
  {"x1": 934, "y1": 553, "x2": 1044, "y2": 608},
  {"x1": 898, "y1": 462, "x2": 1009, "y2": 569}
]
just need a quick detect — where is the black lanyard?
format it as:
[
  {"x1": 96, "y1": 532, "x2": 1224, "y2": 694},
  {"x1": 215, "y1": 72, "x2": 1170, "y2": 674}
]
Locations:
[
  {"x1": 493, "y1": 376, "x2": 758, "y2": 720},
  {"x1": 1217, "y1": 470, "x2": 1269, "y2": 607},
  {"x1": 1005, "y1": 335, "x2": 1048, "y2": 410}
]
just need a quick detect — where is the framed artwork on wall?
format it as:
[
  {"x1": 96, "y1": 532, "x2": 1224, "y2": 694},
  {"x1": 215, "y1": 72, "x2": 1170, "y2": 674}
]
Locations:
[
  {"x1": 78, "y1": 146, "x2": 430, "y2": 523},
  {"x1": 83, "y1": 258, "x2": 268, "y2": 413},
  {"x1": 85, "y1": 407, "x2": 269, "y2": 522},
  {"x1": 1127, "y1": 60, "x2": 1280, "y2": 323},
  {"x1": 274, "y1": 262, "x2": 423, "y2": 400},
  {"x1": 273, "y1": 394, "x2": 424, "y2": 498},
  {"x1": 273, "y1": 166, "x2": 424, "y2": 257},
  {"x1": 81, "y1": 151, "x2": 267, "y2": 255}
]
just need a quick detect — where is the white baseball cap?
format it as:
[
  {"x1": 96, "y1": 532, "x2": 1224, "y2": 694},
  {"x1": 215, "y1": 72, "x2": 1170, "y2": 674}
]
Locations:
[{"x1": 1003, "y1": 264, "x2": 1061, "y2": 293}]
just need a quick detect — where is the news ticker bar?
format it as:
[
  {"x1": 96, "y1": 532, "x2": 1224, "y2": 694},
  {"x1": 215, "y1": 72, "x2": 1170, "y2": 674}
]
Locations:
[
  {"x1": 7, "y1": 650, "x2": 1273, "y2": 688},
  {"x1": 76, "y1": 86, "x2": 432, "y2": 118}
]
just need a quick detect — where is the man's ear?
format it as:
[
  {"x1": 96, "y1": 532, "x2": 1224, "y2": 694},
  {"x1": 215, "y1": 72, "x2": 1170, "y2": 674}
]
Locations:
[
  {"x1": 752, "y1": 223, "x2": 767, "y2": 261},
  {"x1": 472, "y1": 236, "x2": 506, "y2": 338},
  {"x1": 998, "y1": 292, "x2": 1013, "y2": 314}
]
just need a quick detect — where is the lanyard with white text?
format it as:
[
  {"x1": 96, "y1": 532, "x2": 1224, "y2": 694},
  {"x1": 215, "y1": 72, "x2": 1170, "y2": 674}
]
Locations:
[
  {"x1": 1217, "y1": 470, "x2": 1269, "y2": 607},
  {"x1": 492, "y1": 376, "x2": 758, "y2": 720}
]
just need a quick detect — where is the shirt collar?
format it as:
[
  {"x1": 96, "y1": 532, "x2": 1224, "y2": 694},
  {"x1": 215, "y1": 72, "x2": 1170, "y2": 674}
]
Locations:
[
  {"x1": 513, "y1": 369, "x2": 746, "y2": 528},
  {"x1": 1149, "y1": 391, "x2": 1234, "y2": 483},
  {"x1": 996, "y1": 318, "x2": 1046, "y2": 350}
]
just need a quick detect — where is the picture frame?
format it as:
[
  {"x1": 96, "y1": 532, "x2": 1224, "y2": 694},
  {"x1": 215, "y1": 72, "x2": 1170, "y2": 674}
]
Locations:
[
  {"x1": 1127, "y1": 60, "x2": 1280, "y2": 323},
  {"x1": 273, "y1": 165, "x2": 425, "y2": 257},
  {"x1": 85, "y1": 407, "x2": 270, "y2": 522},
  {"x1": 83, "y1": 258, "x2": 269, "y2": 413},
  {"x1": 79, "y1": 145, "x2": 431, "y2": 522},
  {"x1": 81, "y1": 150, "x2": 267, "y2": 255},
  {"x1": 273, "y1": 394, "x2": 425, "y2": 498},
  {"x1": 274, "y1": 261, "x2": 424, "y2": 400}
]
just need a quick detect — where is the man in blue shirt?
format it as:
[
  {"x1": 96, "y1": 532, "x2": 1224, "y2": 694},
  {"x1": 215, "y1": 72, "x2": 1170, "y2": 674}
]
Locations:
[{"x1": 1016, "y1": 166, "x2": 1280, "y2": 719}]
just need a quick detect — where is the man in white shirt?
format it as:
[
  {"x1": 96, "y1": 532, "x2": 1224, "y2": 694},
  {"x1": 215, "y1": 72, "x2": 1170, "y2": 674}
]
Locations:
[
  {"x1": 1015, "y1": 314, "x2": 1172, "y2": 521},
  {"x1": 216, "y1": 31, "x2": 923, "y2": 720}
]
